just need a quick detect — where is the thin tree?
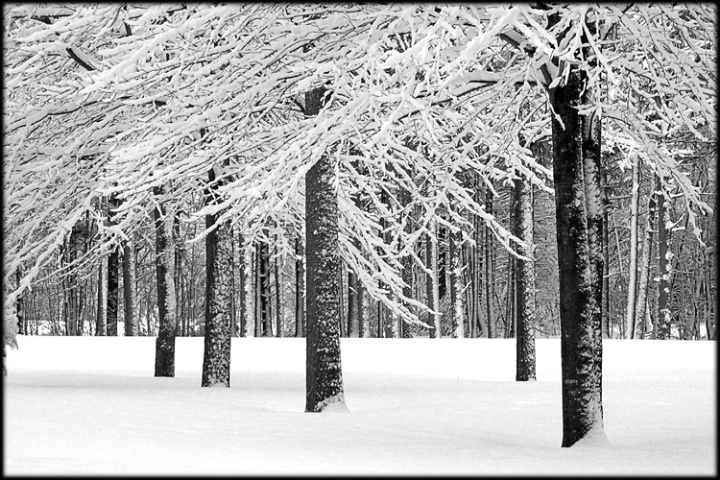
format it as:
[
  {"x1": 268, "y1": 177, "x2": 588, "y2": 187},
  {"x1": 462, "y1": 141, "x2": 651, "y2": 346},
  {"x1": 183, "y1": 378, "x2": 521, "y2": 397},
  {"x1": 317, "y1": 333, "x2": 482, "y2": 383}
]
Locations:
[{"x1": 513, "y1": 175, "x2": 536, "y2": 381}]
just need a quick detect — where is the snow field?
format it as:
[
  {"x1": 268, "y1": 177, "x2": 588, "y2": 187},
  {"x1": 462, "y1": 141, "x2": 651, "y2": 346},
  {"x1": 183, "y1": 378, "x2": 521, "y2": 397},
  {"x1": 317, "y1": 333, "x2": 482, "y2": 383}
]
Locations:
[{"x1": 4, "y1": 336, "x2": 716, "y2": 475}]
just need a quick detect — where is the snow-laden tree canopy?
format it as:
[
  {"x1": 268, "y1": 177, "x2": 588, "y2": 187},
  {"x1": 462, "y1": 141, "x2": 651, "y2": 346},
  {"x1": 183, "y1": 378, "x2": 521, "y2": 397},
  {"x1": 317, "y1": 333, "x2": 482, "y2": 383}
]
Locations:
[{"x1": 4, "y1": 3, "x2": 716, "y2": 340}]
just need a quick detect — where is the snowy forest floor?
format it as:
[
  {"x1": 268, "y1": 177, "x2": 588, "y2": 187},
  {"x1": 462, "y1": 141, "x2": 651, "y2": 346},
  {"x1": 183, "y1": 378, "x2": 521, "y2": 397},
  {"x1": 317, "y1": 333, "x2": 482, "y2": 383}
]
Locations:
[{"x1": 4, "y1": 336, "x2": 716, "y2": 475}]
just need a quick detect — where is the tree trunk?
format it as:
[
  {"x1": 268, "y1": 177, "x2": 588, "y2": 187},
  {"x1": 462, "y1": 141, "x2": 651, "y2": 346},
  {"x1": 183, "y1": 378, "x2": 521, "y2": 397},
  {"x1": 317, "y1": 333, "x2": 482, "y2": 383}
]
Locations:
[
  {"x1": 634, "y1": 185, "x2": 657, "y2": 338},
  {"x1": 238, "y1": 231, "x2": 247, "y2": 337},
  {"x1": 549, "y1": 66, "x2": 606, "y2": 448},
  {"x1": 425, "y1": 232, "x2": 436, "y2": 338},
  {"x1": 431, "y1": 221, "x2": 441, "y2": 337},
  {"x1": 601, "y1": 166, "x2": 611, "y2": 338},
  {"x1": 304, "y1": 87, "x2": 346, "y2": 412},
  {"x1": 275, "y1": 242, "x2": 283, "y2": 337},
  {"x1": 485, "y1": 190, "x2": 496, "y2": 338},
  {"x1": 202, "y1": 166, "x2": 233, "y2": 387},
  {"x1": 123, "y1": 236, "x2": 138, "y2": 336},
  {"x1": 258, "y1": 238, "x2": 272, "y2": 336},
  {"x1": 656, "y1": 183, "x2": 672, "y2": 339},
  {"x1": 347, "y1": 237, "x2": 364, "y2": 338},
  {"x1": 96, "y1": 261, "x2": 106, "y2": 335},
  {"x1": 624, "y1": 158, "x2": 641, "y2": 339},
  {"x1": 514, "y1": 177, "x2": 536, "y2": 381},
  {"x1": 449, "y1": 228, "x2": 464, "y2": 338},
  {"x1": 295, "y1": 235, "x2": 306, "y2": 337},
  {"x1": 153, "y1": 186, "x2": 176, "y2": 377}
]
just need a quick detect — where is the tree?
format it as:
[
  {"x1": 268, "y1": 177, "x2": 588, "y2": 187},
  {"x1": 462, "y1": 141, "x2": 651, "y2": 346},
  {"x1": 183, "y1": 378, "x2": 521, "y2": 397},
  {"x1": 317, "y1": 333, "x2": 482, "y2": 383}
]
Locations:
[
  {"x1": 202, "y1": 165, "x2": 233, "y2": 387},
  {"x1": 153, "y1": 186, "x2": 177, "y2": 377},
  {"x1": 513, "y1": 175, "x2": 536, "y2": 381},
  {"x1": 304, "y1": 87, "x2": 348, "y2": 413},
  {"x1": 123, "y1": 236, "x2": 138, "y2": 336}
]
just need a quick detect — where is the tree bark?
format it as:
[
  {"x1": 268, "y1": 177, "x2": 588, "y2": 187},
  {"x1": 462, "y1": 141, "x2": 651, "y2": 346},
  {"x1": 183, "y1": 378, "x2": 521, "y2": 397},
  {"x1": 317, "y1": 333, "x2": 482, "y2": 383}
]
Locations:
[
  {"x1": 275, "y1": 242, "x2": 283, "y2": 337},
  {"x1": 304, "y1": 87, "x2": 346, "y2": 412},
  {"x1": 549, "y1": 66, "x2": 606, "y2": 447},
  {"x1": 514, "y1": 177, "x2": 536, "y2": 381},
  {"x1": 123, "y1": 236, "x2": 138, "y2": 336},
  {"x1": 238, "y1": 231, "x2": 247, "y2": 337},
  {"x1": 153, "y1": 186, "x2": 176, "y2": 377},
  {"x1": 634, "y1": 184, "x2": 657, "y2": 338},
  {"x1": 96, "y1": 260, "x2": 106, "y2": 335},
  {"x1": 202, "y1": 166, "x2": 233, "y2": 387},
  {"x1": 656, "y1": 184, "x2": 672, "y2": 339},
  {"x1": 295, "y1": 235, "x2": 306, "y2": 337},
  {"x1": 485, "y1": 190, "x2": 496, "y2": 338},
  {"x1": 624, "y1": 158, "x2": 641, "y2": 339}
]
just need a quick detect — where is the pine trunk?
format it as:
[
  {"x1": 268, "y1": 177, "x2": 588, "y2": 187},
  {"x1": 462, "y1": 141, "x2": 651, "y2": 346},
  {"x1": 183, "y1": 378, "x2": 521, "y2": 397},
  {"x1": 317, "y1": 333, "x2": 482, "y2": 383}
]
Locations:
[
  {"x1": 153, "y1": 187, "x2": 176, "y2": 377},
  {"x1": 275, "y1": 243, "x2": 283, "y2": 337},
  {"x1": 550, "y1": 66, "x2": 605, "y2": 448},
  {"x1": 304, "y1": 87, "x2": 346, "y2": 413}
]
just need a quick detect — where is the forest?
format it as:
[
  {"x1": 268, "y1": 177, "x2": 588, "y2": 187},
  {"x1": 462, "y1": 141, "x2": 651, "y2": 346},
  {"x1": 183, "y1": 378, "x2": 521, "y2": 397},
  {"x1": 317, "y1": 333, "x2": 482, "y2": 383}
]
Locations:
[{"x1": 3, "y1": 3, "x2": 716, "y2": 451}]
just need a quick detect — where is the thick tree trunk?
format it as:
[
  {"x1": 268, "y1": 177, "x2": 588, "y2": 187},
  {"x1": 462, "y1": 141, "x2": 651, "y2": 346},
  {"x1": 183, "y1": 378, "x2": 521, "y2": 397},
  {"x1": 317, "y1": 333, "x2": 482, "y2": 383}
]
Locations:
[
  {"x1": 202, "y1": 166, "x2": 233, "y2": 387},
  {"x1": 123, "y1": 237, "x2": 138, "y2": 336},
  {"x1": 550, "y1": 66, "x2": 606, "y2": 448},
  {"x1": 153, "y1": 186, "x2": 176, "y2": 377},
  {"x1": 624, "y1": 159, "x2": 641, "y2": 339},
  {"x1": 304, "y1": 87, "x2": 346, "y2": 412},
  {"x1": 514, "y1": 177, "x2": 536, "y2": 381},
  {"x1": 295, "y1": 235, "x2": 306, "y2": 337}
]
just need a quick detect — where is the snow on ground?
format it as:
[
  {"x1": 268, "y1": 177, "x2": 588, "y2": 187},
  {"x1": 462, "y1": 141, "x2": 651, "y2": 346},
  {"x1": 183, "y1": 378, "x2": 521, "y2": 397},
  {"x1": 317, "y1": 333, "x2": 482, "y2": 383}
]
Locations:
[{"x1": 3, "y1": 336, "x2": 716, "y2": 475}]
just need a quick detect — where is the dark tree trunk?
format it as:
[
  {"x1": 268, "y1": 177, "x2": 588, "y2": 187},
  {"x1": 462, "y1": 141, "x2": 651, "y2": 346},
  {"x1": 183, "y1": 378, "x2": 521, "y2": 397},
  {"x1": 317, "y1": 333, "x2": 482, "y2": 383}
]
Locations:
[
  {"x1": 295, "y1": 235, "x2": 306, "y2": 337},
  {"x1": 123, "y1": 236, "x2": 138, "y2": 336},
  {"x1": 16, "y1": 266, "x2": 25, "y2": 335},
  {"x1": 347, "y1": 238, "x2": 364, "y2": 338},
  {"x1": 202, "y1": 166, "x2": 233, "y2": 387},
  {"x1": 549, "y1": 66, "x2": 605, "y2": 447},
  {"x1": 153, "y1": 186, "x2": 176, "y2": 377},
  {"x1": 514, "y1": 177, "x2": 536, "y2": 381},
  {"x1": 304, "y1": 87, "x2": 346, "y2": 413},
  {"x1": 275, "y1": 243, "x2": 282, "y2": 337},
  {"x1": 238, "y1": 232, "x2": 247, "y2": 337},
  {"x1": 258, "y1": 239, "x2": 272, "y2": 336},
  {"x1": 105, "y1": 195, "x2": 120, "y2": 336}
]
